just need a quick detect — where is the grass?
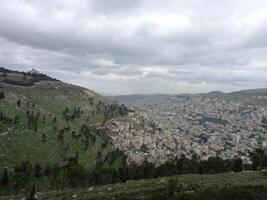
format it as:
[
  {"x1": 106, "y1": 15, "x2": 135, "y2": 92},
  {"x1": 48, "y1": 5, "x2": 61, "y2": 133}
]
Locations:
[
  {"x1": 2, "y1": 172, "x2": 267, "y2": 200},
  {"x1": 0, "y1": 80, "x2": 118, "y2": 170}
]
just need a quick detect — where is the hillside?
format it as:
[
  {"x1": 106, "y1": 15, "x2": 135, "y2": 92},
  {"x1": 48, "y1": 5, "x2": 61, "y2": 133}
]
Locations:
[
  {"x1": 1, "y1": 68, "x2": 267, "y2": 199},
  {"x1": 3, "y1": 172, "x2": 267, "y2": 200},
  {"x1": 0, "y1": 68, "x2": 131, "y2": 195},
  {"x1": 110, "y1": 89, "x2": 267, "y2": 105}
]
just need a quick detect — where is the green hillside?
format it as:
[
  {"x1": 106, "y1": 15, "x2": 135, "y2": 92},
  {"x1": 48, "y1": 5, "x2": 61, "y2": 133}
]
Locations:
[
  {"x1": 0, "y1": 68, "x2": 128, "y2": 170},
  {"x1": 2, "y1": 68, "x2": 267, "y2": 200}
]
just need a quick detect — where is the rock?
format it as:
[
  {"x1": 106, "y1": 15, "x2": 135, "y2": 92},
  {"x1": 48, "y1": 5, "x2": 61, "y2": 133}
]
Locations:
[{"x1": 72, "y1": 194, "x2": 78, "y2": 198}]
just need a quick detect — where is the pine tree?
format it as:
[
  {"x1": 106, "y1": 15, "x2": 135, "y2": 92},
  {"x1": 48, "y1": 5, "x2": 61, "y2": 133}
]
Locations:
[
  {"x1": 233, "y1": 158, "x2": 243, "y2": 172},
  {"x1": 96, "y1": 151, "x2": 103, "y2": 167},
  {"x1": 41, "y1": 134, "x2": 47, "y2": 143},
  {"x1": 14, "y1": 115, "x2": 20, "y2": 124},
  {"x1": 34, "y1": 164, "x2": 42, "y2": 178},
  {"x1": 17, "y1": 99, "x2": 21, "y2": 107},
  {"x1": 44, "y1": 165, "x2": 51, "y2": 177},
  {"x1": 1, "y1": 168, "x2": 9, "y2": 187},
  {"x1": 52, "y1": 117, "x2": 57, "y2": 124},
  {"x1": 27, "y1": 183, "x2": 36, "y2": 200},
  {"x1": 42, "y1": 114, "x2": 46, "y2": 123},
  {"x1": 34, "y1": 123, "x2": 38, "y2": 133},
  {"x1": 0, "y1": 92, "x2": 4, "y2": 100}
]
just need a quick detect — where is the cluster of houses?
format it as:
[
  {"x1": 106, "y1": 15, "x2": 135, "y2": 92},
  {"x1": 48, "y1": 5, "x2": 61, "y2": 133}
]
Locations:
[{"x1": 106, "y1": 95, "x2": 267, "y2": 165}]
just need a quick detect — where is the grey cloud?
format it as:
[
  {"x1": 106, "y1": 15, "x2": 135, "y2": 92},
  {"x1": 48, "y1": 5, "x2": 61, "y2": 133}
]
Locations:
[{"x1": 0, "y1": 0, "x2": 267, "y2": 94}]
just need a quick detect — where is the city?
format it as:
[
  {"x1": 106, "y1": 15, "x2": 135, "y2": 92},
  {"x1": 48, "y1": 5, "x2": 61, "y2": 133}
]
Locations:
[{"x1": 106, "y1": 91, "x2": 267, "y2": 165}]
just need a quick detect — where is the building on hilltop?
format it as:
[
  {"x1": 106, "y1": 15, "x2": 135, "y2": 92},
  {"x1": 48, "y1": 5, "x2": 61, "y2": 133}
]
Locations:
[{"x1": 28, "y1": 68, "x2": 40, "y2": 75}]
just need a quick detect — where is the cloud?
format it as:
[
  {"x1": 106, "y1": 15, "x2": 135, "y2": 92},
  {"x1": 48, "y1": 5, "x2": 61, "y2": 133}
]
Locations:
[{"x1": 0, "y1": 0, "x2": 267, "y2": 95}]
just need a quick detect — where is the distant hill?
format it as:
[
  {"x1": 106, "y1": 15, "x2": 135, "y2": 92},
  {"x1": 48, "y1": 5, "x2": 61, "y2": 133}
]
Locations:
[
  {"x1": 106, "y1": 94, "x2": 171, "y2": 102},
  {"x1": 230, "y1": 88, "x2": 267, "y2": 96},
  {"x1": 109, "y1": 88, "x2": 267, "y2": 105}
]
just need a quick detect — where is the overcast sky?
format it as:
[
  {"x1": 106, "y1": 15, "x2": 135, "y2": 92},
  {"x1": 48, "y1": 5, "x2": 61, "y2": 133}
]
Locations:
[{"x1": 0, "y1": 0, "x2": 267, "y2": 95}]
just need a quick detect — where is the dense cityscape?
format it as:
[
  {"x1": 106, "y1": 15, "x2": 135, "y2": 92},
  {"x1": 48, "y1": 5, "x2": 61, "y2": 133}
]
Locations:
[{"x1": 107, "y1": 92, "x2": 267, "y2": 165}]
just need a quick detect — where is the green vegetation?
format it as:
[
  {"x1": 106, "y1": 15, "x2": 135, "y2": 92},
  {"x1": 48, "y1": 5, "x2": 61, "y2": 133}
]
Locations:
[
  {"x1": 0, "y1": 69, "x2": 129, "y2": 195},
  {"x1": 2, "y1": 172, "x2": 267, "y2": 200},
  {"x1": 2, "y1": 68, "x2": 267, "y2": 200}
]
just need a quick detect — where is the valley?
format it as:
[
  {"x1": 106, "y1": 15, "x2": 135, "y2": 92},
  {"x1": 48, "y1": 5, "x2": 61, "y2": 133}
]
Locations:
[{"x1": 1, "y1": 68, "x2": 267, "y2": 199}]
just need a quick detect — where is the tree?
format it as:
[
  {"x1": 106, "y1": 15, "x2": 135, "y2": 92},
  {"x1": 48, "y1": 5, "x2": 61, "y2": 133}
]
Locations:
[
  {"x1": 1, "y1": 168, "x2": 9, "y2": 187},
  {"x1": 14, "y1": 161, "x2": 33, "y2": 187},
  {"x1": 139, "y1": 159, "x2": 155, "y2": 179},
  {"x1": 0, "y1": 92, "x2": 4, "y2": 100},
  {"x1": 250, "y1": 149, "x2": 267, "y2": 171},
  {"x1": 27, "y1": 183, "x2": 36, "y2": 200},
  {"x1": 63, "y1": 107, "x2": 69, "y2": 116},
  {"x1": 14, "y1": 115, "x2": 20, "y2": 124},
  {"x1": 176, "y1": 154, "x2": 191, "y2": 174},
  {"x1": 75, "y1": 151, "x2": 79, "y2": 160},
  {"x1": 17, "y1": 99, "x2": 21, "y2": 107},
  {"x1": 205, "y1": 156, "x2": 226, "y2": 174},
  {"x1": 27, "y1": 111, "x2": 35, "y2": 129},
  {"x1": 41, "y1": 134, "x2": 47, "y2": 143},
  {"x1": 101, "y1": 140, "x2": 108, "y2": 149},
  {"x1": 52, "y1": 117, "x2": 57, "y2": 124},
  {"x1": 167, "y1": 178, "x2": 177, "y2": 198},
  {"x1": 189, "y1": 153, "x2": 200, "y2": 173},
  {"x1": 34, "y1": 164, "x2": 42, "y2": 178},
  {"x1": 34, "y1": 123, "x2": 38, "y2": 133},
  {"x1": 42, "y1": 114, "x2": 46, "y2": 123},
  {"x1": 57, "y1": 129, "x2": 64, "y2": 143},
  {"x1": 96, "y1": 151, "x2": 103, "y2": 168},
  {"x1": 232, "y1": 158, "x2": 243, "y2": 172},
  {"x1": 63, "y1": 157, "x2": 86, "y2": 186},
  {"x1": 43, "y1": 165, "x2": 51, "y2": 177}
]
